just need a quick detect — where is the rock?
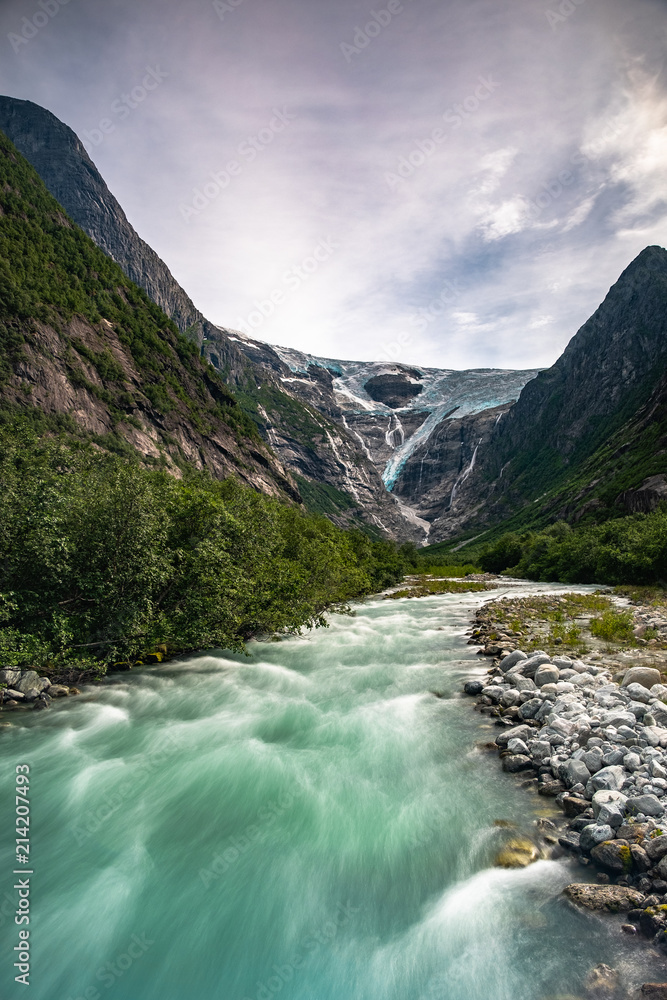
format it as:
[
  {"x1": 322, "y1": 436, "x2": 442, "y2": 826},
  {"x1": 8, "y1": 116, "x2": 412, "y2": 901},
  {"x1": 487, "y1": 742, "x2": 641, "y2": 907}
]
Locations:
[
  {"x1": 48, "y1": 684, "x2": 69, "y2": 697},
  {"x1": 499, "y1": 650, "x2": 527, "y2": 671},
  {"x1": 0, "y1": 668, "x2": 21, "y2": 686},
  {"x1": 518, "y1": 652, "x2": 552, "y2": 677},
  {"x1": 535, "y1": 665, "x2": 560, "y2": 687},
  {"x1": 563, "y1": 882, "x2": 644, "y2": 911},
  {"x1": 558, "y1": 831, "x2": 582, "y2": 852},
  {"x1": 651, "y1": 684, "x2": 667, "y2": 701},
  {"x1": 646, "y1": 835, "x2": 667, "y2": 862},
  {"x1": 581, "y1": 747, "x2": 604, "y2": 773},
  {"x1": 507, "y1": 738, "x2": 529, "y2": 755},
  {"x1": 642, "y1": 986, "x2": 667, "y2": 999},
  {"x1": 562, "y1": 795, "x2": 590, "y2": 817},
  {"x1": 502, "y1": 754, "x2": 534, "y2": 773},
  {"x1": 622, "y1": 666, "x2": 661, "y2": 690},
  {"x1": 580, "y1": 824, "x2": 615, "y2": 852},
  {"x1": 626, "y1": 682, "x2": 653, "y2": 704},
  {"x1": 561, "y1": 759, "x2": 591, "y2": 788},
  {"x1": 464, "y1": 681, "x2": 484, "y2": 696},
  {"x1": 507, "y1": 674, "x2": 538, "y2": 693},
  {"x1": 586, "y1": 765, "x2": 625, "y2": 796},
  {"x1": 590, "y1": 839, "x2": 632, "y2": 873},
  {"x1": 496, "y1": 724, "x2": 535, "y2": 748},
  {"x1": 484, "y1": 645, "x2": 502, "y2": 656},
  {"x1": 519, "y1": 698, "x2": 542, "y2": 720},
  {"x1": 495, "y1": 837, "x2": 540, "y2": 868},
  {"x1": 500, "y1": 690, "x2": 521, "y2": 707},
  {"x1": 657, "y1": 856, "x2": 667, "y2": 880},
  {"x1": 584, "y1": 964, "x2": 619, "y2": 996},
  {"x1": 15, "y1": 671, "x2": 49, "y2": 700},
  {"x1": 627, "y1": 794, "x2": 664, "y2": 818},
  {"x1": 538, "y1": 778, "x2": 566, "y2": 797},
  {"x1": 630, "y1": 844, "x2": 650, "y2": 872},
  {"x1": 4, "y1": 689, "x2": 25, "y2": 701}
]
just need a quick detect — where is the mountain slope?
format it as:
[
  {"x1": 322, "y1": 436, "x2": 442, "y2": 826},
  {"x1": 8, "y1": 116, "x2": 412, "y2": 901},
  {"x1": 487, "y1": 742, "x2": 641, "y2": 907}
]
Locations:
[
  {"x1": 427, "y1": 245, "x2": 667, "y2": 541},
  {"x1": 0, "y1": 128, "x2": 298, "y2": 498}
]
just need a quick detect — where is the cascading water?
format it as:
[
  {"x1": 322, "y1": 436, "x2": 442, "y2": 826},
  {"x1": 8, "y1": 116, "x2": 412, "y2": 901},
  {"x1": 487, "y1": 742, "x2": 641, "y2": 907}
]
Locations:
[{"x1": 0, "y1": 587, "x2": 658, "y2": 999}]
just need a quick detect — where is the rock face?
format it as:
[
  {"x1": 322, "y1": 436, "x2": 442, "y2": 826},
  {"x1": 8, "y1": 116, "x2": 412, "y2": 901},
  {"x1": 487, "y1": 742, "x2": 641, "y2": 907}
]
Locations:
[
  {"x1": 427, "y1": 245, "x2": 667, "y2": 540},
  {"x1": 563, "y1": 883, "x2": 644, "y2": 911}
]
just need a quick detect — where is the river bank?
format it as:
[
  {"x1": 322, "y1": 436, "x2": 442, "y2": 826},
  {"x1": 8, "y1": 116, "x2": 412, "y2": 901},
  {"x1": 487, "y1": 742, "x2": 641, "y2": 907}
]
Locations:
[{"x1": 462, "y1": 587, "x2": 667, "y2": 993}]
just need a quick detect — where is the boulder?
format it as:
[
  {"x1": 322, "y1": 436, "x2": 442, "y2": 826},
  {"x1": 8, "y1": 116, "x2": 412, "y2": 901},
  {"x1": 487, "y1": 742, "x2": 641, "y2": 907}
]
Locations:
[
  {"x1": 592, "y1": 790, "x2": 627, "y2": 829},
  {"x1": 641, "y1": 988, "x2": 667, "y2": 1000},
  {"x1": 646, "y1": 835, "x2": 667, "y2": 862},
  {"x1": 625, "y1": 682, "x2": 652, "y2": 704},
  {"x1": 590, "y1": 839, "x2": 632, "y2": 873},
  {"x1": 496, "y1": 724, "x2": 535, "y2": 748},
  {"x1": 0, "y1": 668, "x2": 21, "y2": 687},
  {"x1": 517, "y1": 652, "x2": 552, "y2": 677},
  {"x1": 507, "y1": 738, "x2": 529, "y2": 755},
  {"x1": 658, "y1": 856, "x2": 667, "y2": 880},
  {"x1": 495, "y1": 837, "x2": 540, "y2": 868},
  {"x1": 586, "y1": 765, "x2": 625, "y2": 796},
  {"x1": 561, "y1": 759, "x2": 592, "y2": 789},
  {"x1": 622, "y1": 666, "x2": 661, "y2": 690},
  {"x1": 519, "y1": 698, "x2": 542, "y2": 720},
  {"x1": 464, "y1": 681, "x2": 484, "y2": 696},
  {"x1": 499, "y1": 650, "x2": 527, "y2": 671},
  {"x1": 561, "y1": 795, "x2": 590, "y2": 817},
  {"x1": 627, "y1": 794, "x2": 664, "y2": 818},
  {"x1": 15, "y1": 671, "x2": 49, "y2": 699},
  {"x1": 581, "y1": 747, "x2": 604, "y2": 773},
  {"x1": 580, "y1": 824, "x2": 615, "y2": 852},
  {"x1": 506, "y1": 674, "x2": 538, "y2": 693},
  {"x1": 563, "y1": 883, "x2": 644, "y2": 911},
  {"x1": 502, "y1": 754, "x2": 534, "y2": 773},
  {"x1": 535, "y1": 665, "x2": 560, "y2": 687}
]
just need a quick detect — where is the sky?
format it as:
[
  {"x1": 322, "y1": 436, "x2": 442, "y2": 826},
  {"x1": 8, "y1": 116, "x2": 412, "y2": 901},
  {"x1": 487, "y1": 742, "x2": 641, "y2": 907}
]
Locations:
[{"x1": 0, "y1": 0, "x2": 666, "y2": 371}]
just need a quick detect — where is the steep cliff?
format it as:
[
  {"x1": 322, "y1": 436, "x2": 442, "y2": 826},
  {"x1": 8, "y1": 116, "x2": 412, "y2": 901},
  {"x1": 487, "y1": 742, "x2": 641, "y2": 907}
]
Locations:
[
  {"x1": 0, "y1": 129, "x2": 298, "y2": 499},
  {"x1": 427, "y1": 245, "x2": 667, "y2": 541}
]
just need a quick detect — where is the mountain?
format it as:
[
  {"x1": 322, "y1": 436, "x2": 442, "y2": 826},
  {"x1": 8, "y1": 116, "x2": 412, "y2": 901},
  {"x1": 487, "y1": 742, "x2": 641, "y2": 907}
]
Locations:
[
  {"x1": 0, "y1": 95, "x2": 540, "y2": 542},
  {"x1": 0, "y1": 128, "x2": 298, "y2": 499},
  {"x1": 426, "y1": 245, "x2": 667, "y2": 542}
]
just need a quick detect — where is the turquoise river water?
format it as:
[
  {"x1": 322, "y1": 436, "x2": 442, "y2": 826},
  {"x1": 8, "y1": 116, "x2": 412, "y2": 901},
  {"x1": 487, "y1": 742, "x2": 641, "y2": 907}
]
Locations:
[{"x1": 0, "y1": 586, "x2": 660, "y2": 999}]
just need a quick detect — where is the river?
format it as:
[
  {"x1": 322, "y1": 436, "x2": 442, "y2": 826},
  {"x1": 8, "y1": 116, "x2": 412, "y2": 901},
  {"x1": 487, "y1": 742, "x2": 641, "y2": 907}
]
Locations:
[{"x1": 0, "y1": 585, "x2": 658, "y2": 999}]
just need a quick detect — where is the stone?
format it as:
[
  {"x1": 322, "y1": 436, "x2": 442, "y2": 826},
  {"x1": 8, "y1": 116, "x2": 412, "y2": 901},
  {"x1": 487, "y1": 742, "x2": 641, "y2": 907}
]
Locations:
[
  {"x1": 590, "y1": 839, "x2": 632, "y2": 872},
  {"x1": 496, "y1": 724, "x2": 535, "y2": 748},
  {"x1": 500, "y1": 690, "x2": 521, "y2": 707},
  {"x1": 499, "y1": 649, "x2": 527, "y2": 671},
  {"x1": 651, "y1": 684, "x2": 667, "y2": 701},
  {"x1": 464, "y1": 681, "x2": 484, "y2": 696},
  {"x1": 646, "y1": 835, "x2": 667, "y2": 862},
  {"x1": 518, "y1": 652, "x2": 552, "y2": 677},
  {"x1": 535, "y1": 665, "x2": 560, "y2": 687},
  {"x1": 15, "y1": 671, "x2": 49, "y2": 699},
  {"x1": 622, "y1": 666, "x2": 661, "y2": 690},
  {"x1": 519, "y1": 698, "x2": 542, "y2": 720},
  {"x1": 580, "y1": 824, "x2": 615, "y2": 852},
  {"x1": 0, "y1": 668, "x2": 21, "y2": 686},
  {"x1": 586, "y1": 765, "x2": 625, "y2": 796},
  {"x1": 626, "y1": 682, "x2": 653, "y2": 704},
  {"x1": 558, "y1": 831, "x2": 581, "y2": 852},
  {"x1": 48, "y1": 684, "x2": 69, "y2": 697},
  {"x1": 563, "y1": 883, "x2": 644, "y2": 911},
  {"x1": 657, "y1": 856, "x2": 667, "y2": 880},
  {"x1": 495, "y1": 837, "x2": 540, "y2": 868},
  {"x1": 502, "y1": 754, "x2": 534, "y2": 773},
  {"x1": 4, "y1": 689, "x2": 25, "y2": 701},
  {"x1": 506, "y1": 674, "x2": 538, "y2": 693},
  {"x1": 624, "y1": 752, "x2": 642, "y2": 772},
  {"x1": 538, "y1": 778, "x2": 566, "y2": 796},
  {"x1": 630, "y1": 844, "x2": 650, "y2": 871},
  {"x1": 641, "y1": 988, "x2": 667, "y2": 1000},
  {"x1": 581, "y1": 747, "x2": 604, "y2": 773},
  {"x1": 562, "y1": 795, "x2": 590, "y2": 817},
  {"x1": 627, "y1": 794, "x2": 664, "y2": 817},
  {"x1": 561, "y1": 759, "x2": 592, "y2": 789},
  {"x1": 484, "y1": 645, "x2": 502, "y2": 656},
  {"x1": 507, "y1": 738, "x2": 529, "y2": 755}
]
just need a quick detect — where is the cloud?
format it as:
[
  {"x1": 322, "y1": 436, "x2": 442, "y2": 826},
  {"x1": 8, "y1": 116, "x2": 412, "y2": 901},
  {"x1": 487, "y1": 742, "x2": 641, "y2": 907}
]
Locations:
[{"x1": 0, "y1": 0, "x2": 665, "y2": 370}]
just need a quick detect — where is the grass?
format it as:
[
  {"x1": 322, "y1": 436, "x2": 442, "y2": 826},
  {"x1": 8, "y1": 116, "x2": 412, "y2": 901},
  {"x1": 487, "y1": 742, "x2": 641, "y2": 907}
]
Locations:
[
  {"x1": 589, "y1": 609, "x2": 635, "y2": 643},
  {"x1": 386, "y1": 579, "x2": 488, "y2": 599},
  {"x1": 415, "y1": 563, "x2": 481, "y2": 577}
]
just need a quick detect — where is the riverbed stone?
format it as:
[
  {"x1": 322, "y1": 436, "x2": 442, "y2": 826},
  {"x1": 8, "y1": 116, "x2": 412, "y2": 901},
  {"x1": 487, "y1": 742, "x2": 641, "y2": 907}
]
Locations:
[
  {"x1": 518, "y1": 653, "x2": 552, "y2": 677},
  {"x1": 580, "y1": 824, "x2": 615, "y2": 852},
  {"x1": 535, "y1": 665, "x2": 560, "y2": 687},
  {"x1": 495, "y1": 837, "x2": 540, "y2": 868},
  {"x1": 563, "y1": 883, "x2": 644, "y2": 911},
  {"x1": 499, "y1": 650, "x2": 528, "y2": 671},
  {"x1": 590, "y1": 839, "x2": 632, "y2": 872},
  {"x1": 562, "y1": 795, "x2": 590, "y2": 817},
  {"x1": 622, "y1": 666, "x2": 661, "y2": 690},
  {"x1": 15, "y1": 671, "x2": 49, "y2": 699},
  {"x1": 519, "y1": 698, "x2": 543, "y2": 720},
  {"x1": 627, "y1": 794, "x2": 664, "y2": 817},
  {"x1": 502, "y1": 754, "x2": 534, "y2": 773},
  {"x1": 0, "y1": 668, "x2": 21, "y2": 687},
  {"x1": 641, "y1": 987, "x2": 667, "y2": 999},
  {"x1": 626, "y1": 682, "x2": 653, "y2": 704},
  {"x1": 464, "y1": 680, "x2": 484, "y2": 696},
  {"x1": 561, "y1": 759, "x2": 591, "y2": 788},
  {"x1": 646, "y1": 835, "x2": 667, "y2": 862},
  {"x1": 496, "y1": 724, "x2": 535, "y2": 748},
  {"x1": 586, "y1": 765, "x2": 625, "y2": 797}
]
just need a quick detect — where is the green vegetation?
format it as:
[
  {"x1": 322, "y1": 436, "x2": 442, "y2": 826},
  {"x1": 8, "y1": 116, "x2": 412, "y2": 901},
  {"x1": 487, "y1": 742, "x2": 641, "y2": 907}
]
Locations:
[
  {"x1": 589, "y1": 609, "x2": 635, "y2": 643},
  {"x1": 294, "y1": 475, "x2": 360, "y2": 517},
  {"x1": 386, "y1": 579, "x2": 487, "y2": 599},
  {"x1": 475, "y1": 513, "x2": 667, "y2": 586},
  {"x1": 0, "y1": 424, "x2": 416, "y2": 672},
  {"x1": 0, "y1": 130, "x2": 259, "y2": 445}
]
